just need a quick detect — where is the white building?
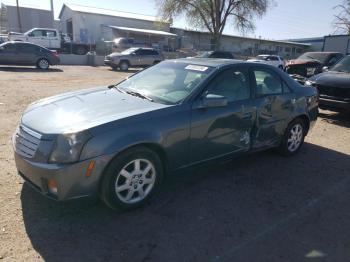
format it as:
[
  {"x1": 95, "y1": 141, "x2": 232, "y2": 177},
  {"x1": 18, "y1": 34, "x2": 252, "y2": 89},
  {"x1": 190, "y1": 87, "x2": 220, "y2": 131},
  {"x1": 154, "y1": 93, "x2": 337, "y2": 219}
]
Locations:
[
  {"x1": 58, "y1": 3, "x2": 174, "y2": 46},
  {"x1": 0, "y1": 3, "x2": 53, "y2": 33},
  {"x1": 172, "y1": 28, "x2": 310, "y2": 59}
]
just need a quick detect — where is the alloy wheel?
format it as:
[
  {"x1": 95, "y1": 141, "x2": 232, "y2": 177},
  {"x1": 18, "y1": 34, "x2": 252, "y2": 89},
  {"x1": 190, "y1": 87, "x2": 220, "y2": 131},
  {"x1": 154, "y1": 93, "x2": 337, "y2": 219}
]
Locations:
[
  {"x1": 115, "y1": 159, "x2": 156, "y2": 204},
  {"x1": 287, "y1": 123, "x2": 303, "y2": 152},
  {"x1": 38, "y1": 59, "x2": 49, "y2": 70}
]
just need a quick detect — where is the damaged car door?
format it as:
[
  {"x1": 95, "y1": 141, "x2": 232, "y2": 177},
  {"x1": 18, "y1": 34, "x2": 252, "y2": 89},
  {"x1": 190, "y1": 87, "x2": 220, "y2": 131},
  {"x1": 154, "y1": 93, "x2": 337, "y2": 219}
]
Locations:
[
  {"x1": 251, "y1": 67, "x2": 296, "y2": 149},
  {"x1": 190, "y1": 66, "x2": 255, "y2": 163}
]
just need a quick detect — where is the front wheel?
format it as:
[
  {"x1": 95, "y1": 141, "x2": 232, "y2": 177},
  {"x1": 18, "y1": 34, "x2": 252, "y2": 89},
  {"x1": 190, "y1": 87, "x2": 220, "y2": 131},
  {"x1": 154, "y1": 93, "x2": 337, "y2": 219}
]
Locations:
[
  {"x1": 36, "y1": 58, "x2": 50, "y2": 70},
  {"x1": 279, "y1": 119, "x2": 306, "y2": 156},
  {"x1": 119, "y1": 61, "x2": 129, "y2": 71},
  {"x1": 100, "y1": 147, "x2": 163, "y2": 210}
]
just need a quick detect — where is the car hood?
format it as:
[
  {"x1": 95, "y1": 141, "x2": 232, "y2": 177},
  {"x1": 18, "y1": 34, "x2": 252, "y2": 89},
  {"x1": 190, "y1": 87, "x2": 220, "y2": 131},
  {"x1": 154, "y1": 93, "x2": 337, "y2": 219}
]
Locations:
[
  {"x1": 109, "y1": 52, "x2": 128, "y2": 57},
  {"x1": 247, "y1": 59, "x2": 265, "y2": 62},
  {"x1": 21, "y1": 87, "x2": 170, "y2": 134},
  {"x1": 309, "y1": 71, "x2": 350, "y2": 88},
  {"x1": 8, "y1": 31, "x2": 23, "y2": 35},
  {"x1": 287, "y1": 59, "x2": 321, "y2": 66}
]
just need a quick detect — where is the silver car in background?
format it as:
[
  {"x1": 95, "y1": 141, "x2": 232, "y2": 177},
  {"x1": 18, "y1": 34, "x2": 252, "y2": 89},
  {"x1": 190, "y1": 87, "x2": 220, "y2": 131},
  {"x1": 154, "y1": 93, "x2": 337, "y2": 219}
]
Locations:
[{"x1": 104, "y1": 47, "x2": 164, "y2": 71}]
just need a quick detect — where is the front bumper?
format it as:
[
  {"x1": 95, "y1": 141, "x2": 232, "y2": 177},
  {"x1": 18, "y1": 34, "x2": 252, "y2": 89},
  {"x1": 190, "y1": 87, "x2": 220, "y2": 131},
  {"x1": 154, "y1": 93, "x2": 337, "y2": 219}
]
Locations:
[
  {"x1": 104, "y1": 60, "x2": 118, "y2": 67},
  {"x1": 319, "y1": 97, "x2": 350, "y2": 111},
  {"x1": 14, "y1": 152, "x2": 113, "y2": 201}
]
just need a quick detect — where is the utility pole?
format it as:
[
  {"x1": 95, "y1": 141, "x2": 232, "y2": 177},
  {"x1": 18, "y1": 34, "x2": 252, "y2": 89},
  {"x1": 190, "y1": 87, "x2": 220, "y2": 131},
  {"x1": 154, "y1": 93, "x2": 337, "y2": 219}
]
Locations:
[
  {"x1": 16, "y1": 0, "x2": 22, "y2": 32},
  {"x1": 50, "y1": 0, "x2": 54, "y2": 24}
]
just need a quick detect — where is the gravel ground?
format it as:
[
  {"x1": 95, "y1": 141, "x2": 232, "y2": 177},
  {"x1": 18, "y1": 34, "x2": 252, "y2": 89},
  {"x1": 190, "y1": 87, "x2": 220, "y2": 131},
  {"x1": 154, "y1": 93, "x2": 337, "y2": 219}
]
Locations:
[{"x1": 0, "y1": 65, "x2": 349, "y2": 262}]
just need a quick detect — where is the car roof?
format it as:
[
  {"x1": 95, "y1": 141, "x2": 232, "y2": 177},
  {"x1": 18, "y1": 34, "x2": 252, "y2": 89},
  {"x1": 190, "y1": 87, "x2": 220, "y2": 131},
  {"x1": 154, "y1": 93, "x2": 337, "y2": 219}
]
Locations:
[
  {"x1": 2, "y1": 41, "x2": 48, "y2": 49},
  {"x1": 4, "y1": 41, "x2": 37, "y2": 45},
  {"x1": 137, "y1": 47, "x2": 157, "y2": 50},
  {"x1": 212, "y1": 51, "x2": 231, "y2": 53},
  {"x1": 171, "y1": 58, "x2": 245, "y2": 68},
  {"x1": 304, "y1": 51, "x2": 343, "y2": 55}
]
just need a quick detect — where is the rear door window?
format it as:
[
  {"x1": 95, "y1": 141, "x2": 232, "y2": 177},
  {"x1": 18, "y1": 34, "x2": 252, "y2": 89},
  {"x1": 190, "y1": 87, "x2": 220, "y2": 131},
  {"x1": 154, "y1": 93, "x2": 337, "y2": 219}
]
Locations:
[
  {"x1": 135, "y1": 49, "x2": 147, "y2": 55},
  {"x1": 253, "y1": 69, "x2": 283, "y2": 96},
  {"x1": 46, "y1": 30, "x2": 57, "y2": 37}
]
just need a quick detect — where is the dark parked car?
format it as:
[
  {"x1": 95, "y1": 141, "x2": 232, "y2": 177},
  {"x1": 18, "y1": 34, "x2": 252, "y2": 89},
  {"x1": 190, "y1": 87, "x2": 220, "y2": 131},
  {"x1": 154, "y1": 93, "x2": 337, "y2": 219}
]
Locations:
[
  {"x1": 104, "y1": 47, "x2": 163, "y2": 71},
  {"x1": 0, "y1": 41, "x2": 60, "y2": 69},
  {"x1": 195, "y1": 51, "x2": 234, "y2": 59},
  {"x1": 305, "y1": 55, "x2": 350, "y2": 111},
  {"x1": 285, "y1": 52, "x2": 344, "y2": 78},
  {"x1": 13, "y1": 59, "x2": 318, "y2": 210}
]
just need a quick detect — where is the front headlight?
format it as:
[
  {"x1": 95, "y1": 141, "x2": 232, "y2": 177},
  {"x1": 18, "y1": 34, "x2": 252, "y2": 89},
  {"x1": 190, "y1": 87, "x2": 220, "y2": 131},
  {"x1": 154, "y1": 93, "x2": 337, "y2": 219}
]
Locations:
[
  {"x1": 49, "y1": 131, "x2": 92, "y2": 164},
  {"x1": 304, "y1": 80, "x2": 315, "y2": 86}
]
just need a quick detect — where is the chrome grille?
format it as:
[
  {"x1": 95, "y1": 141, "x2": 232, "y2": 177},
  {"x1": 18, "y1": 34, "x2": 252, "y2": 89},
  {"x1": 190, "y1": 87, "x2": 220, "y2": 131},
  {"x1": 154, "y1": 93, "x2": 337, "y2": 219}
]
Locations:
[{"x1": 14, "y1": 125, "x2": 41, "y2": 158}]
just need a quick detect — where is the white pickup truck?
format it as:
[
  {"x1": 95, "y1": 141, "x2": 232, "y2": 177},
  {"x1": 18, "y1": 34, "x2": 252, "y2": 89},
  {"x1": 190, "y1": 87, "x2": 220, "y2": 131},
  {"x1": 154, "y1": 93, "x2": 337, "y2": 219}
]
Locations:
[{"x1": 8, "y1": 28, "x2": 93, "y2": 55}]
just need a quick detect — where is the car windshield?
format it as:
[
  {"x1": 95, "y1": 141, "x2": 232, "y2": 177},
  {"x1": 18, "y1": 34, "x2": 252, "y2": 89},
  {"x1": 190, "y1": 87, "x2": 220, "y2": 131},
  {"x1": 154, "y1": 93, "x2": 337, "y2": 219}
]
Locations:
[
  {"x1": 330, "y1": 56, "x2": 350, "y2": 73},
  {"x1": 297, "y1": 53, "x2": 330, "y2": 63},
  {"x1": 121, "y1": 48, "x2": 139, "y2": 55},
  {"x1": 116, "y1": 61, "x2": 214, "y2": 104},
  {"x1": 195, "y1": 51, "x2": 213, "y2": 58}
]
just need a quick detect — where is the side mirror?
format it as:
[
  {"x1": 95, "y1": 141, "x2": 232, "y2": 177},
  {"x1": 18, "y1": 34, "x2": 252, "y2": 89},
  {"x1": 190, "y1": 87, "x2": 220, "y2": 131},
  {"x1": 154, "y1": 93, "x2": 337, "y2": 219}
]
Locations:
[
  {"x1": 28, "y1": 33, "x2": 34, "y2": 37},
  {"x1": 199, "y1": 94, "x2": 228, "y2": 108},
  {"x1": 322, "y1": 66, "x2": 329, "y2": 72}
]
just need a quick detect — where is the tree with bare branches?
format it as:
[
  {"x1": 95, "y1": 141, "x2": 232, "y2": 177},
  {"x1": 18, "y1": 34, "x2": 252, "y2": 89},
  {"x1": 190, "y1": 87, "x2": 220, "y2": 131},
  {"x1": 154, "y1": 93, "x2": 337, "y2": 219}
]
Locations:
[
  {"x1": 156, "y1": 0, "x2": 272, "y2": 49},
  {"x1": 333, "y1": 0, "x2": 350, "y2": 34}
]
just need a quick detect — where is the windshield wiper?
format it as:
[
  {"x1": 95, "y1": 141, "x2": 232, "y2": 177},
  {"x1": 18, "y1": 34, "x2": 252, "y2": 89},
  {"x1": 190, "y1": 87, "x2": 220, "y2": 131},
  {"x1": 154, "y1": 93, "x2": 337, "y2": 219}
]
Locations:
[
  {"x1": 125, "y1": 90, "x2": 154, "y2": 102},
  {"x1": 109, "y1": 85, "x2": 153, "y2": 102},
  {"x1": 108, "y1": 85, "x2": 128, "y2": 94}
]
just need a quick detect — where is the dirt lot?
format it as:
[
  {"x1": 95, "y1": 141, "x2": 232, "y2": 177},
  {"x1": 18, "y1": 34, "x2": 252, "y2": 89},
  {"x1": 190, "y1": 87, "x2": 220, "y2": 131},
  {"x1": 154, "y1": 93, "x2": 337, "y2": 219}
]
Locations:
[{"x1": 0, "y1": 66, "x2": 349, "y2": 262}]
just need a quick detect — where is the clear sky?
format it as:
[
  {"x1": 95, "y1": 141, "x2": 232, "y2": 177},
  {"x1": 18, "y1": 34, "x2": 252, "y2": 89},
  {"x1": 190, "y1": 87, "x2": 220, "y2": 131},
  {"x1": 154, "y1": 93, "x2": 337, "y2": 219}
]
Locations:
[{"x1": 1, "y1": 0, "x2": 342, "y2": 40}]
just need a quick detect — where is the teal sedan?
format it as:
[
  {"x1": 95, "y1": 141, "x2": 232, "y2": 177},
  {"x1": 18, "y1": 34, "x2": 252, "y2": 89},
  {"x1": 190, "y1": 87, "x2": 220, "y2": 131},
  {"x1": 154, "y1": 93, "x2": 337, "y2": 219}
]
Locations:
[{"x1": 13, "y1": 58, "x2": 318, "y2": 210}]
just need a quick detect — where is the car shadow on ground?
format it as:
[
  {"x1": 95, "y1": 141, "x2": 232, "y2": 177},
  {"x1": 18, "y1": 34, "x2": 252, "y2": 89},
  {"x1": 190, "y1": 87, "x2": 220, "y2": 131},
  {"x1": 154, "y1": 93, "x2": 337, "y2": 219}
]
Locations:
[
  {"x1": 0, "y1": 67, "x2": 63, "y2": 73},
  {"x1": 318, "y1": 110, "x2": 350, "y2": 128},
  {"x1": 107, "y1": 68, "x2": 141, "y2": 74},
  {"x1": 21, "y1": 143, "x2": 350, "y2": 262}
]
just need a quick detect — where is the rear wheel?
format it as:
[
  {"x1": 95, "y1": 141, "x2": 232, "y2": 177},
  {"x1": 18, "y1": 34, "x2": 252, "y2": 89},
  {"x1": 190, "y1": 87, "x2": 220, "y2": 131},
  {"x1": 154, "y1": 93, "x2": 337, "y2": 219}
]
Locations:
[
  {"x1": 279, "y1": 118, "x2": 306, "y2": 156},
  {"x1": 100, "y1": 147, "x2": 163, "y2": 210},
  {"x1": 36, "y1": 58, "x2": 49, "y2": 70},
  {"x1": 119, "y1": 61, "x2": 129, "y2": 71}
]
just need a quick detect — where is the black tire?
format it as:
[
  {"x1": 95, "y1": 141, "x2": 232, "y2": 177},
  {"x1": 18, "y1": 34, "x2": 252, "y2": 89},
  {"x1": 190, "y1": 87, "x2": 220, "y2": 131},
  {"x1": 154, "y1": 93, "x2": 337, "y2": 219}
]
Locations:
[
  {"x1": 119, "y1": 61, "x2": 129, "y2": 71},
  {"x1": 75, "y1": 46, "x2": 87, "y2": 55},
  {"x1": 153, "y1": 60, "x2": 161, "y2": 65},
  {"x1": 111, "y1": 65, "x2": 118, "y2": 71},
  {"x1": 100, "y1": 146, "x2": 164, "y2": 210},
  {"x1": 36, "y1": 58, "x2": 50, "y2": 70},
  {"x1": 279, "y1": 118, "x2": 306, "y2": 156}
]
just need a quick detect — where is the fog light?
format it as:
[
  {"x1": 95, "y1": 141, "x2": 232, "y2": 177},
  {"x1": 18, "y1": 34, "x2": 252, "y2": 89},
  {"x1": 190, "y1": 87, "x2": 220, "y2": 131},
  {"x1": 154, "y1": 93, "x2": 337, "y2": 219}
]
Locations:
[{"x1": 47, "y1": 179, "x2": 58, "y2": 195}]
